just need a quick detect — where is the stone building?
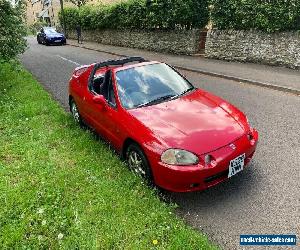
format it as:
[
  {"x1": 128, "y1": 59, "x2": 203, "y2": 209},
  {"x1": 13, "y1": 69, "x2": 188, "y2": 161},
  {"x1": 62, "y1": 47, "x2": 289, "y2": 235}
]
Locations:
[
  {"x1": 26, "y1": 0, "x2": 70, "y2": 27},
  {"x1": 26, "y1": 0, "x2": 121, "y2": 27}
]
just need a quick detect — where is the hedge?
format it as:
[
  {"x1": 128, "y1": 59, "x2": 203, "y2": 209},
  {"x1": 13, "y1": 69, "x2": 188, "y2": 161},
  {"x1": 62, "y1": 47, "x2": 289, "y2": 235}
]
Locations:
[
  {"x1": 59, "y1": 0, "x2": 209, "y2": 31},
  {"x1": 0, "y1": 0, "x2": 27, "y2": 60},
  {"x1": 210, "y1": 0, "x2": 300, "y2": 33}
]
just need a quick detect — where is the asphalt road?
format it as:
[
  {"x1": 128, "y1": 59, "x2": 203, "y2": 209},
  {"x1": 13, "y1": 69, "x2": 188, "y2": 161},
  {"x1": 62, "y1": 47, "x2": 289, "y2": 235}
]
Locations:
[{"x1": 21, "y1": 37, "x2": 300, "y2": 249}]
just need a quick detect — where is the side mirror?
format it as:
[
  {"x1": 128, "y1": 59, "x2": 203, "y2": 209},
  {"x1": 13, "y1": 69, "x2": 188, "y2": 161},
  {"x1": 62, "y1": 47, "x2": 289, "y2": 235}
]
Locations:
[{"x1": 92, "y1": 95, "x2": 107, "y2": 110}]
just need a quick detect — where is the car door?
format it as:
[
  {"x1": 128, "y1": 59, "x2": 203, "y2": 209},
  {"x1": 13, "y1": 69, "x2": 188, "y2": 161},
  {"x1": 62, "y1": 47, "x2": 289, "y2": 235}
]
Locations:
[
  {"x1": 99, "y1": 74, "x2": 124, "y2": 151},
  {"x1": 79, "y1": 68, "x2": 106, "y2": 129},
  {"x1": 82, "y1": 70, "x2": 123, "y2": 150}
]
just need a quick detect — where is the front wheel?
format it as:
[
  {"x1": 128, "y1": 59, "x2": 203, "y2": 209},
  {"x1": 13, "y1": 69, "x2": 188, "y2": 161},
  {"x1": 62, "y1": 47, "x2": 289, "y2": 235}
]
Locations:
[{"x1": 126, "y1": 143, "x2": 153, "y2": 184}]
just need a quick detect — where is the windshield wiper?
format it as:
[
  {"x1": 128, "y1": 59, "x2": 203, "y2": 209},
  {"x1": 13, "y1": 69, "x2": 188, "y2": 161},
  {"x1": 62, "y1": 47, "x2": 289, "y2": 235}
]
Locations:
[
  {"x1": 179, "y1": 87, "x2": 195, "y2": 96},
  {"x1": 166, "y1": 87, "x2": 195, "y2": 101},
  {"x1": 136, "y1": 94, "x2": 176, "y2": 108}
]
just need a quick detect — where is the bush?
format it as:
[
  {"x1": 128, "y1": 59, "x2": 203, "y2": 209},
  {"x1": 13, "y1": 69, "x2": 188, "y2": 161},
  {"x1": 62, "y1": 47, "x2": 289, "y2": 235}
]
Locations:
[
  {"x1": 60, "y1": 0, "x2": 209, "y2": 31},
  {"x1": 0, "y1": 0, "x2": 27, "y2": 61},
  {"x1": 59, "y1": 7, "x2": 80, "y2": 30},
  {"x1": 28, "y1": 21, "x2": 49, "y2": 34},
  {"x1": 210, "y1": 0, "x2": 300, "y2": 32}
]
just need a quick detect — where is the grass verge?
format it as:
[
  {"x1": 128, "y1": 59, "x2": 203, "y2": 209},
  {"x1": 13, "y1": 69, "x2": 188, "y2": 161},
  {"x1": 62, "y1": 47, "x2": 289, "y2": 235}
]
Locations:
[{"x1": 0, "y1": 62, "x2": 216, "y2": 249}]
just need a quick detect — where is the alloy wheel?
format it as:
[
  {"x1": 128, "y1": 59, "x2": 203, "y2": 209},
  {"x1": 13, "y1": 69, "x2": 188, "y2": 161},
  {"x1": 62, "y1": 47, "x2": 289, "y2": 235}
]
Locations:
[
  {"x1": 71, "y1": 101, "x2": 80, "y2": 124},
  {"x1": 128, "y1": 150, "x2": 146, "y2": 177}
]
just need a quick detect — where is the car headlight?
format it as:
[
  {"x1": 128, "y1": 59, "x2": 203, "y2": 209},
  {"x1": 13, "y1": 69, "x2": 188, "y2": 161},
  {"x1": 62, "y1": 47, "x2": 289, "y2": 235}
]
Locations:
[{"x1": 161, "y1": 149, "x2": 199, "y2": 166}]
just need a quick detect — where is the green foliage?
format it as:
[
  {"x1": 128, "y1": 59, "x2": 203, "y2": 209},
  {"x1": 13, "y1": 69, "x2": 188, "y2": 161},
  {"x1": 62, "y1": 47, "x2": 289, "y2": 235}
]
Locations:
[
  {"x1": 0, "y1": 0, "x2": 27, "y2": 61},
  {"x1": 60, "y1": 0, "x2": 209, "y2": 31},
  {"x1": 59, "y1": 6, "x2": 80, "y2": 30},
  {"x1": 210, "y1": 0, "x2": 300, "y2": 32},
  {"x1": 28, "y1": 21, "x2": 49, "y2": 35},
  {"x1": 0, "y1": 61, "x2": 217, "y2": 249}
]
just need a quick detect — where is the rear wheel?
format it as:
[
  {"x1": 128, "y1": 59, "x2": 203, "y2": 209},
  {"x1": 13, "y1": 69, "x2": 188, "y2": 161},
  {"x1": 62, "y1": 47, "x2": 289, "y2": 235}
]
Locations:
[
  {"x1": 126, "y1": 143, "x2": 153, "y2": 184},
  {"x1": 70, "y1": 99, "x2": 85, "y2": 128}
]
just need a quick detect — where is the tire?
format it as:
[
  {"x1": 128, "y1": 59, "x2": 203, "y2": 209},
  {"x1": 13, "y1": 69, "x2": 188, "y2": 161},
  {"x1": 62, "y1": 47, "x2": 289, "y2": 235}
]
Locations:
[
  {"x1": 69, "y1": 99, "x2": 85, "y2": 128},
  {"x1": 37, "y1": 38, "x2": 41, "y2": 44},
  {"x1": 126, "y1": 143, "x2": 153, "y2": 184}
]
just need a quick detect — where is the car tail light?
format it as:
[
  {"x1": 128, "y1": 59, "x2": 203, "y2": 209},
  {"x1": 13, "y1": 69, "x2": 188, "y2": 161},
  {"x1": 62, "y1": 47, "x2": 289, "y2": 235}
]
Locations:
[{"x1": 73, "y1": 65, "x2": 89, "y2": 77}]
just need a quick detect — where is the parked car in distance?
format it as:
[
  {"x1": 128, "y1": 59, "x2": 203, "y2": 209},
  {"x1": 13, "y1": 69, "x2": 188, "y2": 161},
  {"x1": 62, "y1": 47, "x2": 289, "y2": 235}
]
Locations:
[
  {"x1": 68, "y1": 57, "x2": 259, "y2": 192},
  {"x1": 37, "y1": 27, "x2": 66, "y2": 45}
]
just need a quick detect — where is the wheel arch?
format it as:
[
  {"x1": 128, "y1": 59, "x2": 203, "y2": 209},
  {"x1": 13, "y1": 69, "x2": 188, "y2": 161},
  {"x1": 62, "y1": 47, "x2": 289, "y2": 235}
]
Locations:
[
  {"x1": 68, "y1": 95, "x2": 73, "y2": 112},
  {"x1": 122, "y1": 137, "x2": 155, "y2": 184},
  {"x1": 122, "y1": 137, "x2": 139, "y2": 160}
]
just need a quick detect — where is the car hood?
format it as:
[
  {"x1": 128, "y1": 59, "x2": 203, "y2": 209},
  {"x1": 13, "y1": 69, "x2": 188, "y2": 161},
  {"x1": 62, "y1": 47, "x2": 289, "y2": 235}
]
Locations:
[{"x1": 128, "y1": 89, "x2": 246, "y2": 155}]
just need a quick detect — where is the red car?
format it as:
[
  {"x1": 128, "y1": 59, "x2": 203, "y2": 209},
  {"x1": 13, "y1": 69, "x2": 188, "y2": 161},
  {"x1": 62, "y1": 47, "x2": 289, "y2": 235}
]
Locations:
[{"x1": 69, "y1": 57, "x2": 258, "y2": 192}]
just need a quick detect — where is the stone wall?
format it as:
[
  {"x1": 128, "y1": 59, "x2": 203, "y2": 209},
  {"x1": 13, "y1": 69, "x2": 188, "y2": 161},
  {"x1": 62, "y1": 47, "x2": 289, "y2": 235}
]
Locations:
[
  {"x1": 205, "y1": 29, "x2": 300, "y2": 69},
  {"x1": 67, "y1": 29, "x2": 202, "y2": 55}
]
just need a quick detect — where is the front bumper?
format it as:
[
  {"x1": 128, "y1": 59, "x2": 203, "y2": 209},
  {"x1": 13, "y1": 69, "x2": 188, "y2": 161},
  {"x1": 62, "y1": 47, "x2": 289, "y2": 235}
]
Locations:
[
  {"x1": 151, "y1": 129, "x2": 258, "y2": 192},
  {"x1": 46, "y1": 37, "x2": 66, "y2": 44}
]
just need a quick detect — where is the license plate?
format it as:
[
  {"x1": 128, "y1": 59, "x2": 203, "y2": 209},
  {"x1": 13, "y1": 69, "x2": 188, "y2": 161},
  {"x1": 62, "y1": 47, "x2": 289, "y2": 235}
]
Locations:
[
  {"x1": 228, "y1": 153, "x2": 245, "y2": 178},
  {"x1": 55, "y1": 40, "x2": 61, "y2": 42}
]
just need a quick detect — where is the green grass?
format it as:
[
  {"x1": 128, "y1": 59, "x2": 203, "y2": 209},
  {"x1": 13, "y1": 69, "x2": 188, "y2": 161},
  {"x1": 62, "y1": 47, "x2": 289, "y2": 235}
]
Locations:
[{"x1": 0, "y1": 62, "x2": 217, "y2": 249}]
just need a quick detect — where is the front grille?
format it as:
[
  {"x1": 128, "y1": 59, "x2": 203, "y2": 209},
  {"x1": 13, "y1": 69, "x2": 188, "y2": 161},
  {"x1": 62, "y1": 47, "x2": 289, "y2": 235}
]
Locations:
[{"x1": 204, "y1": 169, "x2": 229, "y2": 183}]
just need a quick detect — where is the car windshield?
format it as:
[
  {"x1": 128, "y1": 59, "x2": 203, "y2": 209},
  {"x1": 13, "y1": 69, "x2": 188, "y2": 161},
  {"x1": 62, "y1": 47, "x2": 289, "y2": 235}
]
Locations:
[
  {"x1": 116, "y1": 63, "x2": 194, "y2": 109},
  {"x1": 45, "y1": 28, "x2": 57, "y2": 34}
]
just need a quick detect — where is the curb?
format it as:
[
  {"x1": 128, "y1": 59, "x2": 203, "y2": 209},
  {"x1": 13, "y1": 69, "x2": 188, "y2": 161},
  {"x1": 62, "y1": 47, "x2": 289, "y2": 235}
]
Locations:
[
  {"x1": 174, "y1": 66, "x2": 300, "y2": 96},
  {"x1": 68, "y1": 43, "x2": 300, "y2": 96}
]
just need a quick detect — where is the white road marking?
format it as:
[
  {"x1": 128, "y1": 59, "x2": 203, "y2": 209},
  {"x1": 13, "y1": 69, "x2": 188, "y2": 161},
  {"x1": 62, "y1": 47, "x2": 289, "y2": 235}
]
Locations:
[{"x1": 56, "y1": 55, "x2": 81, "y2": 66}]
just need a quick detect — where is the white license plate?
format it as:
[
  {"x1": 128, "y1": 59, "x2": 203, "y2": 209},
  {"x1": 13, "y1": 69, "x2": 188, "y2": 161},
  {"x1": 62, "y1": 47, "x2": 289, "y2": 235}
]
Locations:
[
  {"x1": 228, "y1": 153, "x2": 245, "y2": 178},
  {"x1": 55, "y1": 40, "x2": 61, "y2": 42}
]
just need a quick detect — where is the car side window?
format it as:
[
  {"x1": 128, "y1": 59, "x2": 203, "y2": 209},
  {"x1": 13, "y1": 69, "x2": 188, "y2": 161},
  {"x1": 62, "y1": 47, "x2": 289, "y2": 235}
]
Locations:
[
  {"x1": 92, "y1": 75, "x2": 104, "y2": 95},
  {"x1": 107, "y1": 81, "x2": 116, "y2": 107},
  {"x1": 89, "y1": 68, "x2": 116, "y2": 108}
]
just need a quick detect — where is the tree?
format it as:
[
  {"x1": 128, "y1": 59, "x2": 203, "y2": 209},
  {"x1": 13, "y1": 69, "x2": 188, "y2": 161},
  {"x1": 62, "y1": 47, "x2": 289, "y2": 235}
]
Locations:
[{"x1": 0, "y1": 0, "x2": 27, "y2": 61}]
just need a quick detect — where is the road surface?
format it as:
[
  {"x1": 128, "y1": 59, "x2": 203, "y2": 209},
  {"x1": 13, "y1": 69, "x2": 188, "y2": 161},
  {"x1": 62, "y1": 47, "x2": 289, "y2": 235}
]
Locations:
[{"x1": 21, "y1": 36, "x2": 300, "y2": 249}]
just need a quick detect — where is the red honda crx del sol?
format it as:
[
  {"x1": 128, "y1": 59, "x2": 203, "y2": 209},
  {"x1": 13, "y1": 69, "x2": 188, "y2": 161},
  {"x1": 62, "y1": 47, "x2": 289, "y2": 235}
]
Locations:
[{"x1": 69, "y1": 57, "x2": 258, "y2": 192}]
